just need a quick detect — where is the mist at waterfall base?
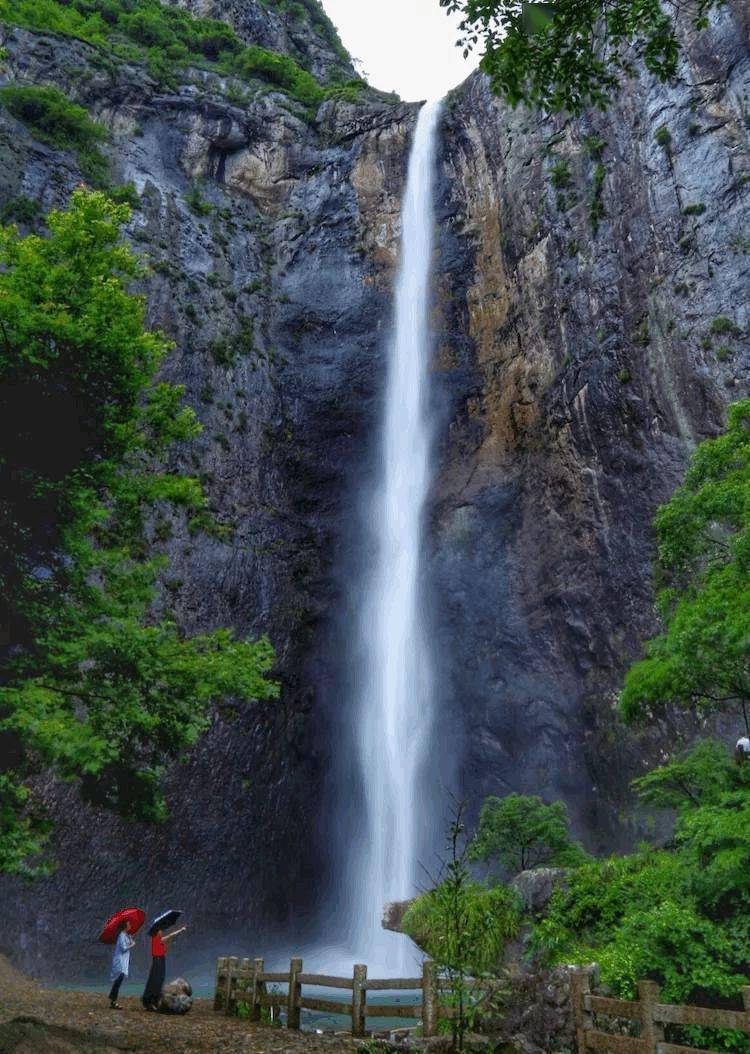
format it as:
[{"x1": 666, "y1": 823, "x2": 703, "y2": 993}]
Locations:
[{"x1": 303, "y1": 100, "x2": 447, "y2": 977}]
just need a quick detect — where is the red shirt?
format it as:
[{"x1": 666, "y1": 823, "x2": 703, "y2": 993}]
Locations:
[{"x1": 151, "y1": 934, "x2": 166, "y2": 957}]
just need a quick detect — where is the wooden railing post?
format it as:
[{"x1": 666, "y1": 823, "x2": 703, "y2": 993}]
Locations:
[
  {"x1": 638, "y1": 980, "x2": 664, "y2": 1054},
  {"x1": 225, "y1": 956, "x2": 238, "y2": 1016},
  {"x1": 352, "y1": 963, "x2": 367, "y2": 1037},
  {"x1": 214, "y1": 956, "x2": 227, "y2": 1011},
  {"x1": 288, "y1": 957, "x2": 303, "y2": 1030},
  {"x1": 251, "y1": 957, "x2": 264, "y2": 1022},
  {"x1": 570, "y1": 966, "x2": 594, "y2": 1054},
  {"x1": 742, "y1": 986, "x2": 750, "y2": 1017},
  {"x1": 422, "y1": 960, "x2": 438, "y2": 1037}
]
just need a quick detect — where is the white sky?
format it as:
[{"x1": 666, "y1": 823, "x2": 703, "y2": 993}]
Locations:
[{"x1": 320, "y1": 0, "x2": 478, "y2": 102}]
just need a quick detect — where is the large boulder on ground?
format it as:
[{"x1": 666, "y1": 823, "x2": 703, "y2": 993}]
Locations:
[{"x1": 159, "y1": 977, "x2": 193, "y2": 1014}]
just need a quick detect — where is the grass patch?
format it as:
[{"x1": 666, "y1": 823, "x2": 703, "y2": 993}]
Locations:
[
  {"x1": 548, "y1": 157, "x2": 571, "y2": 190},
  {"x1": 0, "y1": 84, "x2": 108, "y2": 183},
  {"x1": 0, "y1": 0, "x2": 365, "y2": 106},
  {"x1": 710, "y1": 316, "x2": 741, "y2": 337}
]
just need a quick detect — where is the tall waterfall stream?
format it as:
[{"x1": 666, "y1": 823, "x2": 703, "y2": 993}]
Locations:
[{"x1": 348, "y1": 99, "x2": 443, "y2": 973}]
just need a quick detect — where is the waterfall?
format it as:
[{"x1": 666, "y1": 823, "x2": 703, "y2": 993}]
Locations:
[{"x1": 348, "y1": 99, "x2": 442, "y2": 972}]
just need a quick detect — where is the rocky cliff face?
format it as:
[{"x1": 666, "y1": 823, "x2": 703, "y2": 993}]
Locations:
[
  {"x1": 0, "y1": 1, "x2": 748, "y2": 980},
  {"x1": 175, "y1": 0, "x2": 355, "y2": 84},
  {"x1": 0, "y1": 16, "x2": 416, "y2": 979},
  {"x1": 433, "y1": 1, "x2": 749, "y2": 846}
]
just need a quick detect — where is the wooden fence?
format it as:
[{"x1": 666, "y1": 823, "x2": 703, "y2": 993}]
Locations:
[
  {"x1": 571, "y1": 966, "x2": 750, "y2": 1054},
  {"x1": 214, "y1": 956, "x2": 451, "y2": 1036}
]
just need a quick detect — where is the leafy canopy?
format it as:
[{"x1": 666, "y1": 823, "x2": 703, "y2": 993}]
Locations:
[
  {"x1": 0, "y1": 190, "x2": 277, "y2": 876},
  {"x1": 532, "y1": 745, "x2": 750, "y2": 1051},
  {"x1": 528, "y1": 405, "x2": 750, "y2": 1049},
  {"x1": 621, "y1": 400, "x2": 750, "y2": 730},
  {"x1": 439, "y1": 0, "x2": 721, "y2": 114},
  {"x1": 469, "y1": 792, "x2": 587, "y2": 873}
]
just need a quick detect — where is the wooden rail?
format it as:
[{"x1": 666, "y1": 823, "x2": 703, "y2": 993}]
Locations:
[
  {"x1": 214, "y1": 956, "x2": 446, "y2": 1036},
  {"x1": 571, "y1": 967, "x2": 750, "y2": 1054}
]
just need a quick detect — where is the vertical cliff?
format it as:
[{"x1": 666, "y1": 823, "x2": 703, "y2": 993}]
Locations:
[
  {"x1": 0, "y1": 9, "x2": 417, "y2": 977},
  {"x1": 0, "y1": 0, "x2": 748, "y2": 979},
  {"x1": 431, "y1": 0, "x2": 750, "y2": 846}
]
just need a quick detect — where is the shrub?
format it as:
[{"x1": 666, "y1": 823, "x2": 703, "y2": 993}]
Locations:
[
  {"x1": 710, "y1": 315, "x2": 741, "y2": 337},
  {"x1": 0, "y1": 84, "x2": 108, "y2": 184},
  {"x1": 0, "y1": 84, "x2": 104, "y2": 151},
  {"x1": 548, "y1": 158, "x2": 572, "y2": 189},
  {"x1": 0, "y1": 195, "x2": 42, "y2": 225},
  {"x1": 185, "y1": 183, "x2": 213, "y2": 216},
  {"x1": 231, "y1": 45, "x2": 323, "y2": 106}
]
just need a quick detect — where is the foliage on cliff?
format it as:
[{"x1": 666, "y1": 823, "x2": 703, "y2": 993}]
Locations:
[
  {"x1": 621, "y1": 399, "x2": 750, "y2": 731},
  {"x1": 0, "y1": 190, "x2": 278, "y2": 877},
  {"x1": 259, "y1": 0, "x2": 350, "y2": 64},
  {"x1": 0, "y1": 84, "x2": 109, "y2": 184},
  {"x1": 0, "y1": 0, "x2": 364, "y2": 101},
  {"x1": 533, "y1": 742, "x2": 750, "y2": 1051},
  {"x1": 524, "y1": 403, "x2": 750, "y2": 1048},
  {"x1": 440, "y1": 0, "x2": 722, "y2": 113},
  {"x1": 469, "y1": 792, "x2": 587, "y2": 873}
]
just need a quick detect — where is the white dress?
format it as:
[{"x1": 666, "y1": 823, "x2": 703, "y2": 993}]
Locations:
[{"x1": 110, "y1": 931, "x2": 135, "y2": 981}]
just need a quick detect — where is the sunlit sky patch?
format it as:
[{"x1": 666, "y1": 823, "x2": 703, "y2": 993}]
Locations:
[{"x1": 320, "y1": 0, "x2": 478, "y2": 102}]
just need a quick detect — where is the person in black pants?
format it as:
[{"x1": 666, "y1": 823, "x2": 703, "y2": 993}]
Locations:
[
  {"x1": 109, "y1": 920, "x2": 135, "y2": 1009},
  {"x1": 142, "y1": 925, "x2": 186, "y2": 1010}
]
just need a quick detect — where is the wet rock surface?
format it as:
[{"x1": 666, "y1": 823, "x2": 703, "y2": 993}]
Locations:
[
  {"x1": 0, "y1": 0, "x2": 748, "y2": 988},
  {"x1": 434, "y1": 0, "x2": 750, "y2": 849},
  {"x1": 509, "y1": 870, "x2": 568, "y2": 917},
  {"x1": 381, "y1": 900, "x2": 418, "y2": 934}
]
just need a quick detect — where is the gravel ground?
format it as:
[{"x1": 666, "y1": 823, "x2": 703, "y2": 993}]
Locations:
[{"x1": 0, "y1": 957, "x2": 362, "y2": 1054}]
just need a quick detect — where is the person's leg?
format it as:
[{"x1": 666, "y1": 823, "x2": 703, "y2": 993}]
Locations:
[{"x1": 109, "y1": 973, "x2": 125, "y2": 1006}]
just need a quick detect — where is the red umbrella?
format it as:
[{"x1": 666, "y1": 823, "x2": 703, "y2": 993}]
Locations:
[{"x1": 98, "y1": 907, "x2": 145, "y2": 945}]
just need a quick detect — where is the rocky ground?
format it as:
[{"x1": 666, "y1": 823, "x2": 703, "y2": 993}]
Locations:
[{"x1": 0, "y1": 956, "x2": 360, "y2": 1054}]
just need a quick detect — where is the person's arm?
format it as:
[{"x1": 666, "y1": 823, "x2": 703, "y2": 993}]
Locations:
[{"x1": 161, "y1": 926, "x2": 187, "y2": 945}]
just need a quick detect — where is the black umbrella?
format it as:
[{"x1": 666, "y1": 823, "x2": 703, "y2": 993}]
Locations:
[{"x1": 148, "y1": 909, "x2": 182, "y2": 936}]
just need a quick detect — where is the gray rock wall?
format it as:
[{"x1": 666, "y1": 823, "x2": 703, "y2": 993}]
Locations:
[
  {"x1": 431, "y1": 0, "x2": 750, "y2": 848},
  {"x1": 0, "y1": 1, "x2": 748, "y2": 979}
]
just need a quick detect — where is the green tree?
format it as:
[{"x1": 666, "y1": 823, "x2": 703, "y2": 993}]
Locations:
[
  {"x1": 439, "y1": 0, "x2": 720, "y2": 114},
  {"x1": 631, "y1": 739, "x2": 742, "y2": 811},
  {"x1": 0, "y1": 189, "x2": 277, "y2": 875},
  {"x1": 402, "y1": 801, "x2": 518, "y2": 1051},
  {"x1": 621, "y1": 400, "x2": 750, "y2": 731},
  {"x1": 469, "y1": 792, "x2": 587, "y2": 873}
]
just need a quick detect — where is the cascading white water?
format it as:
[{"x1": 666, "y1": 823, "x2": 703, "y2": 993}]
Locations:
[{"x1": 348, "y1": 99, "x2": 443, "y2": 972}]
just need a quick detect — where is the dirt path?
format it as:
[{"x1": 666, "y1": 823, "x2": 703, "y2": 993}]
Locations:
[{"x1": 0, "y1": 957, "x2": 362, "y2": 1054}]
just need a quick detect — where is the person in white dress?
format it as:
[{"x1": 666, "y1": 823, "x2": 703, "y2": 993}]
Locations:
[{"x1": 109, "y1": 920, "x2": 136, "y2": 1009}]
